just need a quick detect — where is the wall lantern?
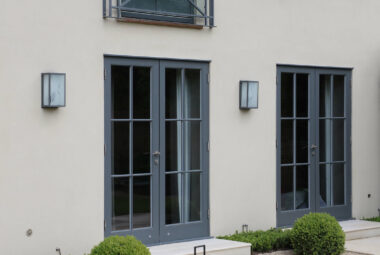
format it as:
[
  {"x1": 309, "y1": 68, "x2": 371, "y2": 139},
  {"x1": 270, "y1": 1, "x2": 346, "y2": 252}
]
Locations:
[
  {"x1": 41, "y1": 73, "x2": 66, "y2": 108},
  {"x1": 239, "y1": 81, "x2": 259, "y2": 109}
]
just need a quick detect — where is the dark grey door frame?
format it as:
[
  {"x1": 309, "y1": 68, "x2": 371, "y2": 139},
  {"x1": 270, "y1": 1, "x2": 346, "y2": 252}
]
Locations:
[
  {"x1": 159, "y1": 60, "x2": 210, "y2": 243},
  {"x1": 104, "y1": 57, "x2": 160, "y2": 244},
  {"x1": 104, "y1": 56, "x2": 210, "y2": 244},
  {"x1": 276, "y1": 65, "x2": 352, "y2": 227}
]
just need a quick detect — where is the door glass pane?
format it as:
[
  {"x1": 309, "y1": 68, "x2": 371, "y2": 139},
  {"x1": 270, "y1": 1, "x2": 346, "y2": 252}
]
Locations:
[
  {"x1": 320, "y1": 75, "x2": 331, "y2": 117},
  {"x1": 133, "y1": 176, "x2": 151, "y2": 228},
  {"x1": 185, "y1": 173, "x2": 201, "y2": 222},
  {"x1": 296, "y1": 120, "x2": 308, "y2": 163},
  {"x1": 296, "y1": 166, "x2": 309, "y2": 209},
  {"x1": 113, "y1": 122, "x2": 130, "y2": 175},
  {"x1": 333, "y1": 120, "x2": 345, "y2": 161},
  {"x1": 319, "y1": 164, "x2": 332, "y2": 207},
  {"x1": 319, "y1": 119, "x2": 332, "y2": 162},
  {"x1": 166, "y1": 69, "x2": 182, "y2": 119},
  {"x1": 133, "y1": 67, "x2": 151, "y2": 119},
  {"x1": 281, "y1": 73, "x2": 294, "y2": 117},
  {"x1": 184, "y1": 121, "x2": 200, "y2": 171},
  {"x1": 184, "y1": 69, "x2": 200, "y2": 119},
  {"x1": 296, "y1": 74, "x2": 308, "y2": 117},
  {"x1": 166, "y1": 121, "x2": 181, "y2": 172},
  {"x1": 333, "y1": 164, "x2": 345, "y2": 205},
  {"x1": 281, "y1": 167, "x2": 294, "y2": 211},
  {"x1": 166, "y1": 174, "x2": 182, "y2": 224},
  {"x1": 157, "y1": 0, "x2": 192, "y2": 14},
  {"x1": 133, "y1": 122, "x2": 151, "y2": 173},
  {"x1": 112, "y1": 177, "x2": 130, "y2": 231},
  {"x1": 281, "y1": 120, "x2": 293, "y2": 164},
  {"x1": 121, "y1": 0, "x2": 155, "y2": 10},
  {"x1": 333, "y1": 75, "x2": 345, "y2": 117},
  {"x1": 112, "y1": 66, "x2": 130, "y2": 119}
]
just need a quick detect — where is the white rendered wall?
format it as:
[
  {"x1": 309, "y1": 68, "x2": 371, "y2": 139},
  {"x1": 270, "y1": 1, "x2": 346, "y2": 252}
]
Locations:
[{"x1": 1, "y1": 0, "x2": 380, "y2": 254}]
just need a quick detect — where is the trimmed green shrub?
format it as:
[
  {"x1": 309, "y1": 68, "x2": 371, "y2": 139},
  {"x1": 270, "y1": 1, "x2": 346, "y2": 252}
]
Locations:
[
  {"x1": 90, "y1": 235, "x2": 151, "y2": 255},
  {"x1": 290, "y1": 213, "x2": 345, "y2": 255},
  {"x1": 218, "y1": 228, "x2": 292, "y2": 253},
  {"x1": 364, "y1": 216, "x2": 380, "y2": 222}
]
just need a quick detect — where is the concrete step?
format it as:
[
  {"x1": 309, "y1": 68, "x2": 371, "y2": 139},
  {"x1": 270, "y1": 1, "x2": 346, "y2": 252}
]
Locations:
[
  {"x1": 149, "y1": 238, "x2": 251, "y2": 255},
  {"x1": 340, "y1": 220, "x2": 380, "y2": 241}
]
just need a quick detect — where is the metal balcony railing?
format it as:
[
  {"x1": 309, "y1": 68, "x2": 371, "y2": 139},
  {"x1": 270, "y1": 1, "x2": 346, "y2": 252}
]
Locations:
[{"x1": 103, "y1": 0, "x2": 214, "y2": 27}]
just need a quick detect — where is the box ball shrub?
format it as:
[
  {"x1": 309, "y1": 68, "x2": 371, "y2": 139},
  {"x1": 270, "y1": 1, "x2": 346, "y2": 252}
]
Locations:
[
  {"x1": 90, "y1": 235, "x2": 150, "y2": 255},
  {"x1": 290, "y1": 213, "x2": 345, "y2": 255}
]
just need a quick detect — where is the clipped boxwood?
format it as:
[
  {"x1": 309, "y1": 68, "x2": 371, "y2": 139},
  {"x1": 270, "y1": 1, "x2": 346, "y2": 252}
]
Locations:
[
  {"x1": 90, "y1": 235, "x2": 150, "y2": 255},
  {"x1": 290, "y1": 213, "x2": 345, "y2": 255},
  {"x1": 218, "y1": 228, "x2": 292, "y2": 253}
]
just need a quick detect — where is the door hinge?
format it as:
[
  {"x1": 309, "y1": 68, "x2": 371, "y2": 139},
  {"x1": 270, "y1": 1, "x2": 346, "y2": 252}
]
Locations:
[
  {"x1": 276, "y1": 202, "x2": 278, "y2": 210},
  {"x1": 207, "y1": 141, "x2": 210, "y2": 152},
  {"x1": 104, "y1": 144, "x2": 106, "y2": 156},
  {"x1": 104, "y1": 219, "x2": 107, "y2": 230},
  {"x1": 207, "y1": 209, "x2": 210, "y2": 219},
  {"x1": 104, "y1": 68, "x2": 107, "y2": 80},
  {"x1": 276, "y1": 139, "x2": 278, "y2": 148},
  {"x1": 350, "y1": 136, "x2": 352, "y2": 145},
  {"x1": 208, "y1": 73, "x2": 210, "y2": 84}
]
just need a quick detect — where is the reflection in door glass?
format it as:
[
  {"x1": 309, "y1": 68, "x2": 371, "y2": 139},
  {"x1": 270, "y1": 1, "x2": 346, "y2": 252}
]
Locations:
[
  {"x1": 166, "y1": 121, "x2": 181, "y2": 172},
  {"x1": 333, "y1": 75, "x2": 345, "y2": 117},
  {"x1": 184, "y1": 121, "x2": 200, "y2": 170},
  {"x1": 112, "y1": 122, "x2": 130, "y2": 175},
  {"x1": 165, "y1": 69, "x2": 182, "y2": 119},
  {"x1": 281, "y1": 120, "x2": 293, "y2": 164},
  {"x1": 133, "y1": 176, "x2": 151, "y2": 228},
  {"x1": 296, "y1": 166, "x2": 309, "y2": 209},
  {"x1": 184, "y1": 70, "x2": 200, "y2": 119},
  {"x1": 319, "y1": 119, "x2": 331, "y2": 163},
  {"x1": 185, "y1": 173, "x2": 201, "y2": 222},
  {"x1": 333, "y1": 164, "x2": 345, "y2": 205},
  {"x1": 166, "y1": 174, "x2": 182, "y2": 224},
  {"x1": 296, "y1": 120, "x2": 308, "y2": 163},
  {"x1": 281, "y1": 167, "x2": 294, "y2": 211},
  {"x1": 112, "y1": 66, "x2": 130, "y2": 119},
  {"x1": 133, "y1": 67, "x2": 151, "y2": 119},
  {"x1": 133, "y1": 122, "x2": 151, "y2": 174},
  {"x1": 320, "y1": 75, "x2": 331, "y2": 117},
  {"x1": 333, "y1": 120, "x2": 345, "y2": 161},
  {"x1": 281, "y1": 73, "x2": 294, "y2": 117},
  {"x1": 112, "y1": 178, "x2": 130, "y2": 231},
  {"x1": 296, "y1": 74, "x2": 308, "y2": 117}
]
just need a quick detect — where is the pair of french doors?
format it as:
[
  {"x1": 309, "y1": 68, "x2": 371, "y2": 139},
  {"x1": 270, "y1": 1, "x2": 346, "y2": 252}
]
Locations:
[
  {"x1": 104, "y1": 57, "x2": 209, "y2": 244},
  {"x1": 277, "y1": 65, "x2": 352, "y2": 227}
]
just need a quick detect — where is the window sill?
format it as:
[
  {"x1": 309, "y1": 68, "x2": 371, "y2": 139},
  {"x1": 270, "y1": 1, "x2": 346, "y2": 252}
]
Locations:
[{"x1": 117, "y1": 17, "x2": 204, "y2": 30}]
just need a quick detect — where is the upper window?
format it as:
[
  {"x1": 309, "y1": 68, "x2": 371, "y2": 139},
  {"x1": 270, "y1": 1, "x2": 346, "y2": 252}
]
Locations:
[{"x1": 103, "y1": 0, "x2": 214, "y2": 27}]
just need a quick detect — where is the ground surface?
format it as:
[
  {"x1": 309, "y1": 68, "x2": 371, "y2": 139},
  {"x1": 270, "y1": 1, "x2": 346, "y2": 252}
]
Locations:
[{"x1": 253, "y1": 250, "x2": 369, "y2": 255}]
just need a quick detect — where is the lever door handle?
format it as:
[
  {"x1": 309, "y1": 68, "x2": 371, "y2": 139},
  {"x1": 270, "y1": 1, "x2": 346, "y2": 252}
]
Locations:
[
  {"x1": 152, "y1": 151, "x2": 160, "y2": 156},
  {"x1": 311, "y1": 144, "x2": 318, "y2": 149}
]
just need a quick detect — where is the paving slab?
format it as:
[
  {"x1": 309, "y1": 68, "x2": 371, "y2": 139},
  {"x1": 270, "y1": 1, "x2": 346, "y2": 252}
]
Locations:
[{"x1": 345, "y1": 236, "x2": 380, "y2": 255}]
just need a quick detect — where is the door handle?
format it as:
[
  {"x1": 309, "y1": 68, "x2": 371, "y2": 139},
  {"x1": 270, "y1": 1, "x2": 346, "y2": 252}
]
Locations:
[
  {"x1": 311, "y1": 144, "x2": 318, "y2": 150},
  {"x1": 152, "y1": 151, "x2": 160, "y2": 156}
]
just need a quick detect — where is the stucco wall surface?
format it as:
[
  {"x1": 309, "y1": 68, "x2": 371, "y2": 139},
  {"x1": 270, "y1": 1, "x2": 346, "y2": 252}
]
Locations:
[{"x1": 1, "y1": 0, "x2": 380, "y2": 254}]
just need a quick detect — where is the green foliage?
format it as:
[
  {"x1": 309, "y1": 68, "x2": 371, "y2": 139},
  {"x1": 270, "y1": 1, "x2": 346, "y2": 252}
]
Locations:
[
  {"x1": 290, "y1": 213, "x2": 345, "y2": 255},
  {"x1": 90, "y1": 235, "x2": 151, "y2": 255},
  {"x1": 218, "y1": 228, "x2": 292, "y2": 253},
  {"x1": 364, "y1": 216, "x2": 380, "y2": 222}
]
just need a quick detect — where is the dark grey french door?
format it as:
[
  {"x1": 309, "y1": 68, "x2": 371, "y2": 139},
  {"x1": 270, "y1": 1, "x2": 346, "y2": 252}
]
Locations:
[
  {"x1": 104, "y1": 57, "x2": 209, "y2": 244},
  {"x1": 277, "y1": 65, "x2": 352, "y2": 227}
]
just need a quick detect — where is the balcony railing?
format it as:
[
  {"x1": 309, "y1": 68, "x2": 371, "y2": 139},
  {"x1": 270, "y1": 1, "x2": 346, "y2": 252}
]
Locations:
[{"x1": 103, "y1": 0, "x2": 214, "y2": 27}]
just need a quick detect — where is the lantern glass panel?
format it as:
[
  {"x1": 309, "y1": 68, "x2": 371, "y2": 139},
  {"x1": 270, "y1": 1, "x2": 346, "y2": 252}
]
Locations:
[
  {"x1": 247, "y1": 81, "x2": 258, "y2": 108},
  {"x1": 42, "y1": 74, "x2": 50, "y2": 106},
  {"x1": 50, "y1": 74, "x2": 65, "y2": 106},
  {"x1": 240, "y1": 82, "x2": 248, "y2": 108}
]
